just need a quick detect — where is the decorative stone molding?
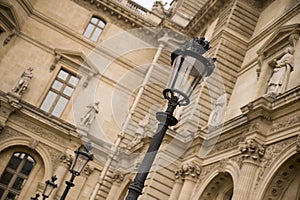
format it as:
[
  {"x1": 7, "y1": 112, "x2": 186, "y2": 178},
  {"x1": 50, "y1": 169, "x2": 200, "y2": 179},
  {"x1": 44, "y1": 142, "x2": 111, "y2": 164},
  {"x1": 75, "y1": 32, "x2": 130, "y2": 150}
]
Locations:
[
  {"x1": 3, "y1": 29, "x2": 16, "y2": 46},
  {"x1": 239, "y1": 138, "x2": 265, "y2": 162},
  {"x1": 112, "y1": 170, "x2": 125, "y2": 183}
]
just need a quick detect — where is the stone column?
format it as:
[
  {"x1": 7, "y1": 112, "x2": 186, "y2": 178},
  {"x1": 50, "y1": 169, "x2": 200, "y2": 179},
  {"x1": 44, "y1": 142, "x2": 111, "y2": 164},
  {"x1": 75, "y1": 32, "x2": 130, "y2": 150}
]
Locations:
[
  {"x1": 233, "y1": 138, "x2": 265, "y2": 200},
  {"x1": 168, "y1": 168, "x2": 184, "y2": 200},
  {"x1": 106, "y1": 170, "x2": 124, "y2": 200},
  {"x1": 49, "y1": 154, "x2": 72, "y2": 200},
  {"x1": 177, "y1": 162, "x2": 201, "y2": 200}
]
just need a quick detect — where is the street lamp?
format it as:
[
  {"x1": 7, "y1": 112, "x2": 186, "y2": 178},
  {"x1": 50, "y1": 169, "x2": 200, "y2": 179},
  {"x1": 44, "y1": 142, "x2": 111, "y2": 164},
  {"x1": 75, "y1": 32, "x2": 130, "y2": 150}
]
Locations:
[
  {"x1": 60, "y1": 143, "x2": 94, "y2": 200},
  {"x1": 125, "y1": 37, "x2": 215, "y2": 200},
  {"x1": 31, "y1": 193, "x2": 40, "y2": 200},
  {"x1": 42, "y1": 175, "x2": 57, "y2": 200}
]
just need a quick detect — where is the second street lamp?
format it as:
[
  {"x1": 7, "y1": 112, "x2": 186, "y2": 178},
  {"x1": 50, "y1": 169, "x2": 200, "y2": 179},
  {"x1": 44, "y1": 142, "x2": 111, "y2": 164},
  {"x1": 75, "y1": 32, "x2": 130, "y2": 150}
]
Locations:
[
  {"x1": 60, "y1": 143, "x2": 94, "y2": 200},
  {"x1": 42, "y1": 175, "x2": 57, "y2": 200},
  {"x1": 125, "y1": 37, "x2": 215, "y2": 200}
]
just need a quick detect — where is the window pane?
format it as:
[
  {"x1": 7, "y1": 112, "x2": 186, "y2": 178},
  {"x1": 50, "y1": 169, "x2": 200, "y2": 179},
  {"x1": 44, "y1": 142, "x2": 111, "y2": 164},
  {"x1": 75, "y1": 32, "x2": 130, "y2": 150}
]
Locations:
[
  {"x1": 12, "y1": 177, "x2": 25, "y2": 190},
  {"x1": 0, "y1": 170, "x2": 13, "y2": 185},
  {"x1": 83, "y1": 24, "x2": 95, "y2": 38},
  {"x1": 21, "y1": 156, "x2": 35, "y2": 176},
  {"x1": 7, "y1": 155, "x2": 22, "y2": 170},
  {"x1": 7, "y1": 192, "x2": 17, "y2": 200},
  {"x1": 91, "y1": 27, "x2": 102, "y2": 42},
  {"x1": 63, "y1": 86, "x2": 74, "y2": 97},
  {"x1": 52, "y1": 97, "x2": 68, "y2": 117},
  {"x1": 99, "y1": 20, "x2": 105, "y2": 28},
  {"x1": 57, "y1": 70, "x2": 69, "y2": 80},
  {"x1": 69, "y1": 76, "x2": 79, "y2": 86},
  {"x1": 91, "y1": 17, "x2": 99, "y2": 24},
  {"x1": 40, "y1": 91, "x2": 57, "y2": 112},
  {"x1": 52, "y1": 80, "x2": 63, "y2": 91}
]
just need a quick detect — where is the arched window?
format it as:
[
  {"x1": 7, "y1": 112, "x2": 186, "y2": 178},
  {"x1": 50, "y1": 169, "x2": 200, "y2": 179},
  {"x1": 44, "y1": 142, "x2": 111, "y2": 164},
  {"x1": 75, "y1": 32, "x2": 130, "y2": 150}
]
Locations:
[
  {"x1": 0, "y1": 152, "x2": 36, "y2": 200},
  {"x1": 83, "y1": 16, "x2": 106, "y2": 42}
]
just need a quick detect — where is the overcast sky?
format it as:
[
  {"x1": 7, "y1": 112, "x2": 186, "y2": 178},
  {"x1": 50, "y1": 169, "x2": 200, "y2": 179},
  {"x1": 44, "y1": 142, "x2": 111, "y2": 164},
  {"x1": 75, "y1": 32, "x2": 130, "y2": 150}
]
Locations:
[{"x1": 132, "y1": 0, "x2": 173, "y2": 10}]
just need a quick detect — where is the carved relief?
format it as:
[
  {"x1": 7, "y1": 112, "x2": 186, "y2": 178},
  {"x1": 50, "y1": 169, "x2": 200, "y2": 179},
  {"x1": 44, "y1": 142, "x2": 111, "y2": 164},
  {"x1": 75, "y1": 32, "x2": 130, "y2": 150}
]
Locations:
[
  {"x1": 256, "y1": 137, "x2": 296, "y2": 187},
  {"x1": 239, "y1": 138, "x2": 265, "y2": 162},
  {"x1": 209, "y1": 135, "x2": 245, "y2": 155},
  {"x1": 43, "y1": 145, "x2": 64, "y2": 172},
  {"x1": 0, "y1": 127, "x2": 26, "y2": 141},
  {"x1": 14, "y1": 117, "x2": 59, "y2": 143},
  {"x1": 270, "y1": 114, "x2": 300, "y2": 133}
]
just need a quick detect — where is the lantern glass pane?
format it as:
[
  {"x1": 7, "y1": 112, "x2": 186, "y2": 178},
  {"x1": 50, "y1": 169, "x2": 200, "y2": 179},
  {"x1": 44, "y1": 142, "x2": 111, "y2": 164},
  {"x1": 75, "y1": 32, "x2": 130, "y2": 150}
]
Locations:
[
  {"x1": 71, "y1": 153, "x2": 89, "y2": 174},
  {"x1": 169, "y1": 55, "x2": 203, "y2": 98},
  {"x1": 43, "y1": 184, "x2": 53, "y2": 197}
]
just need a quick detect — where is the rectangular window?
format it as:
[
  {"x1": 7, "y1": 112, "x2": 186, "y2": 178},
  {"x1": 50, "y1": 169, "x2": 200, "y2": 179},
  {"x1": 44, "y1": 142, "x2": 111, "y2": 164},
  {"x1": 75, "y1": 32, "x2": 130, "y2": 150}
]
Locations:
[{"x1": 40, "y1": 69, "x2": 79, "y2": 117}]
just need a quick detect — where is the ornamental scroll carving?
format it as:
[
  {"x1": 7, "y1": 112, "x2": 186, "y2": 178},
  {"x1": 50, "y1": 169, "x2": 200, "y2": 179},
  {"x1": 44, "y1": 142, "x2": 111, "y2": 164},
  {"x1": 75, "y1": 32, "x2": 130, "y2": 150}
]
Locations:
[{"x1": 239, "y1": 138, "x2": 265, "y2": 162}]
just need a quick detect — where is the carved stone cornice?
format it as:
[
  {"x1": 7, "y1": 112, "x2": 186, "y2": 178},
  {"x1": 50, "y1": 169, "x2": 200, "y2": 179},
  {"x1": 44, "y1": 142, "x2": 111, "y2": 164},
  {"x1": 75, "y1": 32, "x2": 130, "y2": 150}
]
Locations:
[
  {"x1": 112, "y1": 170, "x2": 124, "y2": 183},
  {"x1": 184, "y1": 0, "x2": 228, "y2": 36},
  {"x1": 239, "y1": 138, "x2": 265, "y2": 163},
  {"x1": 240, "y1": 97, "x2": 273, "y2": 121},
  {"x1": 72, "y1": 0, "x2": 158, "y2": 28}
]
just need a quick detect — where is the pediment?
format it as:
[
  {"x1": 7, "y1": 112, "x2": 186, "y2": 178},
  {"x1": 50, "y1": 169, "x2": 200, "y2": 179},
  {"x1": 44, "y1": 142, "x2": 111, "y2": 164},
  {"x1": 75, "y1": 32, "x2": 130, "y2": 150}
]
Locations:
[
  {"x1": 0, "y1": 2, "x2": 20, "y2": 31},
  {"x1": 257, "y1": 23, "x2": 300, "y2": 59},
  {"x1": 54, "y1": 49, "x2": 98, "y2": 74}
]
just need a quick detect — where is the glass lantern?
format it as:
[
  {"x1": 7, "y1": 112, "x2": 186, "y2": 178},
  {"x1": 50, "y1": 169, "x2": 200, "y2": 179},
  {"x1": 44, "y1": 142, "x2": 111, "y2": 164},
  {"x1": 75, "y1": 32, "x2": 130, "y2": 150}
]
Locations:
[{"x1": 70, "y1": 144, "x2": 94, "y2": 176}]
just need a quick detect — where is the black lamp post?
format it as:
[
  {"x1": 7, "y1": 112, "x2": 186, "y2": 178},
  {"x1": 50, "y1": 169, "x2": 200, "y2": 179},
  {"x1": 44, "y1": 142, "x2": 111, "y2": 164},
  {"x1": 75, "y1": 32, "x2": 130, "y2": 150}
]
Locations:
[
  {"x1": 125, "y1": 37, "x2": 215, "y2": 200},
  {"x1": 42, "y1": 175, "x2": 57, "y2": 200},
  {"x1": 60, "y1": 144, "x2": 94, "y2": 200}
]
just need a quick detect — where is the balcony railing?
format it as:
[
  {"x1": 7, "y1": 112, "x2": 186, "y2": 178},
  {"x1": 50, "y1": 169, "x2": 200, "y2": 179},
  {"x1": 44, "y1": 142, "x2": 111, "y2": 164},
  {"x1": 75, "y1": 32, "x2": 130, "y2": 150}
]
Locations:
[{"x1": 117, "y1": 0, "x2": 149, "y2": 16}]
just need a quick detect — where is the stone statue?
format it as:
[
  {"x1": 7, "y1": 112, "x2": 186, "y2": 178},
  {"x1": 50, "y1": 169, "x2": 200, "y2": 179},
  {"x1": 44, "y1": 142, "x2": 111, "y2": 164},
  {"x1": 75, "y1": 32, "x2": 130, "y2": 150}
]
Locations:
[
  {"x1": 267, "y1": 47, "x2": 294, "y2": 95},
  {"x1": 80, "y1": 102, "x2": 99, "y2": 128},
  {"x1": 12, "y1": 67, "x2": 33, "y2": 96},
  {"x1": 127, "y1": 114, "x2": 150, "y2": 149},
  {"x1": 208, "y1": 93, "x2": 227, "y2": 127}
]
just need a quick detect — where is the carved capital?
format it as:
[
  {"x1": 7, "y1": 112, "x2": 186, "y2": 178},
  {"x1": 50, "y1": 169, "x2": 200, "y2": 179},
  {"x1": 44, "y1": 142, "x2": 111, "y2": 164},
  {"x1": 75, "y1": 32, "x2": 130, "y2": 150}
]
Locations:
[
  {"x1": 82, "y1": 165, "x2": 94, "y2": 176},
  {"x1": 59, "y1": 154, "x2": 73, "y2": 167},
  {"x1": 239, "y1": 138, "x2": 265, "y2": 163},
  {"x1": 178, "y1": 162, "x2": 201, "y2": 180},
  {"x1": 112, "y1": 170, "x2": 124, "y2": 183}
]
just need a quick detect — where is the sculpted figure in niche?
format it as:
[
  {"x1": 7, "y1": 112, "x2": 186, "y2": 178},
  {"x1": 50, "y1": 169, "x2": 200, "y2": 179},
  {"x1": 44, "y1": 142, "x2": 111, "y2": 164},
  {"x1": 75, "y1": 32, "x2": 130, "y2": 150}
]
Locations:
[
  {"x1": 267, "y1": 47, "x2": 294, "y2": 95},
  {"x1": 208, "y1": 93, "x2": 227, "y2": 128},
  {"x1": 12, "y1": 67, "x2": 33, "y2": 96},
  {"x1": 80, "y1": 102, "x2": 99, "y2": 128}
]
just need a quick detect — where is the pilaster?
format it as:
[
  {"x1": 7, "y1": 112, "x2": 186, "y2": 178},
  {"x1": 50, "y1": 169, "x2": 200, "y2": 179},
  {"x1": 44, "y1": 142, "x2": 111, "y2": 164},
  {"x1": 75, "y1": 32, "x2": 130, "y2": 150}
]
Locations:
[{"x1": 233, "y1": 138, "x2": 265, "y2": 200}]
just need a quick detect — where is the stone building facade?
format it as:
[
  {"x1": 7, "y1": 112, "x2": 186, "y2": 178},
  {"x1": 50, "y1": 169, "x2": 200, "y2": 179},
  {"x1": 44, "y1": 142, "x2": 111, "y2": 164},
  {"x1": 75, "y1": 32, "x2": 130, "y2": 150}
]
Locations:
[{"x1": 0, "y1": 0, "x2": 300, "y2": 200}]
